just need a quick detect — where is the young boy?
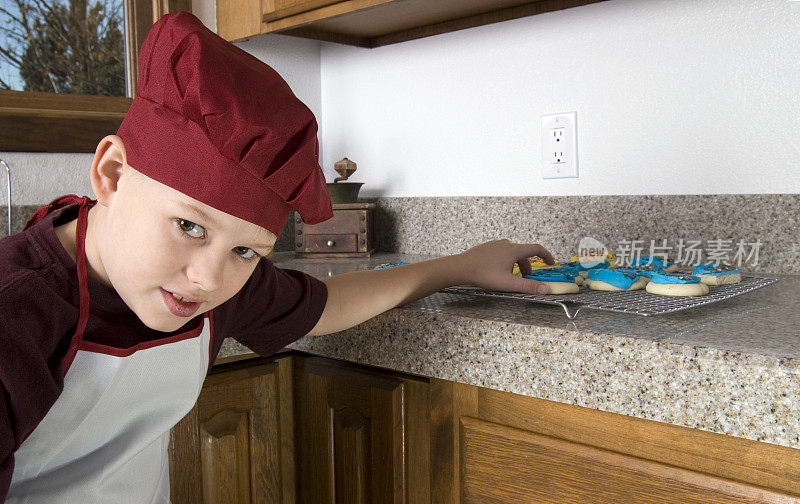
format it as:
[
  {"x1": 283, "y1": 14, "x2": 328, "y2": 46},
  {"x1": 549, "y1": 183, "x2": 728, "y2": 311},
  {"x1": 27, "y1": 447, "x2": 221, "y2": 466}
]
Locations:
[{"x1": 0, "y1": 12, "x2": 553, "y2": 503}]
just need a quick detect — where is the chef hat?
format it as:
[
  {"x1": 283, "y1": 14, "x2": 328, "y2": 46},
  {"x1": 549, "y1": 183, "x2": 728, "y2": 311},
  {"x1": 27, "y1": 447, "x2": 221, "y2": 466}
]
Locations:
[{"x1": 117, "y1": 11, "x2": 332, "y2": 236}]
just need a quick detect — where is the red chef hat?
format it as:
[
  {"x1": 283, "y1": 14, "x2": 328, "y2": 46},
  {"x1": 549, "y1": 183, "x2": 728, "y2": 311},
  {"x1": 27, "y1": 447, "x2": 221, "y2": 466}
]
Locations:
[{"x1": 117, "y1": 11, "x2": 332, "y2": 236}]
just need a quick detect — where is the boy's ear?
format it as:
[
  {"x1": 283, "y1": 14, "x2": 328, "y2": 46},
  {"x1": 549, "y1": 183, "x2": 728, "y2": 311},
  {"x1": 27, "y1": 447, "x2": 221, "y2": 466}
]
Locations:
[{"x1": 90, "y1": 135, "x2": 129, "y2": 206}]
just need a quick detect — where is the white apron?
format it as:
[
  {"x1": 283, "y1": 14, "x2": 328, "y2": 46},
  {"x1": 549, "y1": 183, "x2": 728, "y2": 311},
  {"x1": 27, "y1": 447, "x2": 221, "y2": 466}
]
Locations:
[{"x1": 8, "y1": 195, "x2": 212, "y2": 503}]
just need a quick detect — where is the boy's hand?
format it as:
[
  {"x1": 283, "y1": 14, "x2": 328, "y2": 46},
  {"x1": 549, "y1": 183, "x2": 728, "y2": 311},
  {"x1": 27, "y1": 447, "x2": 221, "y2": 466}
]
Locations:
[{"x1": 455, "y1": 239, "x2": 555, "y2": 295}]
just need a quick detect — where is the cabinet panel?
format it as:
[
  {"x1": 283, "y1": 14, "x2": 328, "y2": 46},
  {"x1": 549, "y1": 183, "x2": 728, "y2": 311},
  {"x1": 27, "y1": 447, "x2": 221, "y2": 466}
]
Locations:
[
  {"x1": 263, "y1": 0, "x2": 344, "y2": 22},
  {"x1": 295, "y1": 355, "x2": 430, "y2": 503},
  {"x1": 169, "y1": 356, "x2": 296, "y2": 504},
  {"x1": 217, "y1": 0, "x2": 262, "y2": 41},
  {"x1": 430, "y1": 378, "x2": 800, "y2": 503},
  {"x1": 460, "y1": 416, "x2": 795, "y2": 504}
]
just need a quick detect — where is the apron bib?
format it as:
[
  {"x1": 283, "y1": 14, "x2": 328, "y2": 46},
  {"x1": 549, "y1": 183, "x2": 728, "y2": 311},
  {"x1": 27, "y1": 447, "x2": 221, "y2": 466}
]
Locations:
[{"x1": 8, "y1": 195, "x2": 211, "y2": 503}]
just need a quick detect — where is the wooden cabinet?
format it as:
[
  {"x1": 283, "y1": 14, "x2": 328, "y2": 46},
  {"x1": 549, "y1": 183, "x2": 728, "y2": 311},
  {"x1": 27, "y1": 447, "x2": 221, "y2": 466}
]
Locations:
[
  {"x1": 293, "y1": 355, "x2": 430, "y2": 503},
  {"x1": 170, "y1": 352, "x2": 800, "y2": 503},
  {"x1": 217, "y1": 0, "x2": 607, "y2": 48},
  {"x1": 429, "y1": 378, "x2": 800, "y2": 504},
  {"x1": 169, "y1": 356, "x2": 297, "y2": 504}
]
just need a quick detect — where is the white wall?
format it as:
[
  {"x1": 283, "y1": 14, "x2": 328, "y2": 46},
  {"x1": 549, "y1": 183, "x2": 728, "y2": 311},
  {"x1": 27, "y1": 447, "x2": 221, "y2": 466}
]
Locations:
[{"x1": 320, "y1": 0, "x2": 800, "y2": 196}]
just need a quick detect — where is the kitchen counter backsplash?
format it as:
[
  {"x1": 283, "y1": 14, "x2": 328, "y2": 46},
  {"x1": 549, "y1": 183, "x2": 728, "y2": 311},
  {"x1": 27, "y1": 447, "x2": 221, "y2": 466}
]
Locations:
[
  {"x1": 4, "y1": 193, "x2": 798, "y2": 274},
  {"x1": 283, "y1": 194, "x2": 800, "y2": 275}
]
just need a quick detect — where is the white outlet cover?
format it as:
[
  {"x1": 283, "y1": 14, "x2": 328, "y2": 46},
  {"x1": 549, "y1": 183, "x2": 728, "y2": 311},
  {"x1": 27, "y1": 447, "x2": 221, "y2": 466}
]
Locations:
[{"x1": 541, "y1": 111, "x2": 578, "y2": 179}]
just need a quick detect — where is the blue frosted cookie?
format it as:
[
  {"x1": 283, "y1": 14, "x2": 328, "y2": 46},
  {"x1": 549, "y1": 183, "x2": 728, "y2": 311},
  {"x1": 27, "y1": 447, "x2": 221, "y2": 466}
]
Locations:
[
  {"x1": 586, "y1": 269, "x2": 647, "y2": 291},
  {"x1": 373, "y1": 261, "x2": 408, "y2": 269},
  {"x1": 522, "y1": 270, "x2": 580, "y2": 294},
  {"x1": 617, "y1": 264, "x2": 663, "y2": 279},
  {"x1": 630, "y1": 256, "x2": 678, "y2": 272},
  {"x1": 692, "y1": 263, "x2": 741, "y2": 285},
  {"x1": 645, "y1": 272, "x2": 709, "y2": 296}
]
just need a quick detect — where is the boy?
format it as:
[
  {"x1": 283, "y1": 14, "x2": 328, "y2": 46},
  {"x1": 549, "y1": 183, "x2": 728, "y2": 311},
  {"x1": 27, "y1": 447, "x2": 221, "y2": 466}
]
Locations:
[{"x1": 0, "y1": 12, "x2": 553, "y2": 503}]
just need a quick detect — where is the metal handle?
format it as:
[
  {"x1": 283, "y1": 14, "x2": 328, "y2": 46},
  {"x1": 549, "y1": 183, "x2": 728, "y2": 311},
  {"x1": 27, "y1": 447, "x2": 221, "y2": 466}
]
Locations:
[
  {"x1": 326, "y1": 240, "x2": 335, "y2": 247},
  {"x1": 1, "y1": 158, "x2": 10, "y2": 236}
]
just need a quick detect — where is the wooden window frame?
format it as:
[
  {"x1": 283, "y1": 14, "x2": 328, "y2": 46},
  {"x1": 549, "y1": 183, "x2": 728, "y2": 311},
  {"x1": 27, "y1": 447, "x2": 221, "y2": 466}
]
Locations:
[{"x1": 0, "y1": 0, "x2": 190, "y2": 153}]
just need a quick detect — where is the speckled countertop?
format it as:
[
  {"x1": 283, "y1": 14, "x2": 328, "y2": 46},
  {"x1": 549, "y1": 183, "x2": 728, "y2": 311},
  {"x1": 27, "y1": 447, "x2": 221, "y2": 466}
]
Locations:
[{"x1": 219, "y1": 252, "x2": 800, "y2": 450}]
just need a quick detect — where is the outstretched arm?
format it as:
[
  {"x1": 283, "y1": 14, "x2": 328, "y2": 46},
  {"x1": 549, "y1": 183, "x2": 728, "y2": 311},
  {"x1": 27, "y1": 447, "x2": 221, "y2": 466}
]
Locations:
[{"x1": 307, "y1": 239, "x2": 554, "y2": 336}]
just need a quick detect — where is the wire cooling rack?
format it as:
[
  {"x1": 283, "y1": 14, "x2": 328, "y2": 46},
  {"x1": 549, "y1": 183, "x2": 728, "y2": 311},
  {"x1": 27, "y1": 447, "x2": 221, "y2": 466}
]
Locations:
[{"x1": 440, "y1": 276, "x2": 778, "y2": 320}]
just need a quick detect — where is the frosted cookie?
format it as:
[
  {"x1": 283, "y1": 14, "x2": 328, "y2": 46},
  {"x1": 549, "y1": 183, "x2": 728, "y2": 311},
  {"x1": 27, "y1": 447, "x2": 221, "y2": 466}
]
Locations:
[
  {"x1": 542, "y1": 266, "x2": 585, "y2": 285},
  {"x1": 645, "y1": 272, "x2": 709, "y2": 297},
  {"x1": 522, "y1": 271, "x2": 580, "y2": 294},
  {"x1": 562, "y1": 260, "x2": 609, "y2": 279},
  {"x1": 570, "y1": 252, "x2": 619, "y2": 269},
  {"x1": 586, "y1": 269, "x2": 648, "y2": 291},
  {"x1": 512, "y1": 256, "x2": 558, "y2": 276},
  {"x1": 630, "y1": 255, "x2": 678, "y2": 273},
  {"x1": 373, "y1": 261, "x2": 408, "y2": 269},
  {"x1": 617, "y1": 264, "x2": 663, "y2": 283},
  {"x1": 693, "y1": 264, "x2": 742, "y2": 285}
]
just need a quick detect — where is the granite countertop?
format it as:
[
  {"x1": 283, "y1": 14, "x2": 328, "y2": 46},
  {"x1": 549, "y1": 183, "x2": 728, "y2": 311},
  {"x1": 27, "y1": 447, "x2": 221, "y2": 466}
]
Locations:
[{"x1": 219, "y1": 252, "x2": 800, "y2": 450}]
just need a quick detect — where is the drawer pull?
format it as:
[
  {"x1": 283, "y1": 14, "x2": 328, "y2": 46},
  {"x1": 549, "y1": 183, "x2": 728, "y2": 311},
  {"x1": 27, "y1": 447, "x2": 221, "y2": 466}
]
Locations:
[{"x1": 326, "y1": 240, "x2": 336, "y2": 247}]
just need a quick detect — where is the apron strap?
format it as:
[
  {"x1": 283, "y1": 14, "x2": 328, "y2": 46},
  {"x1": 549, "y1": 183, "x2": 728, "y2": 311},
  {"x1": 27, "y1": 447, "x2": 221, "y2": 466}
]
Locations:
[
  {"x1": 24, "y1": 194, "x2": 92, "y2": 231},
  {"x1": 61, "y1": 199, "x2": 92, "y2": 376},
  {"x1": 28, "y1": 195, "x2": 95, "y2": 375}
]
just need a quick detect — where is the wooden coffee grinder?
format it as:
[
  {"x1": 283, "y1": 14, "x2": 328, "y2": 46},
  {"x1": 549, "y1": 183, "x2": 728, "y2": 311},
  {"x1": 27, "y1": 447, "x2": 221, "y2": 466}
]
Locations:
[{"x1": 294, "y1": 158, "x2": 375, "y2": 257}]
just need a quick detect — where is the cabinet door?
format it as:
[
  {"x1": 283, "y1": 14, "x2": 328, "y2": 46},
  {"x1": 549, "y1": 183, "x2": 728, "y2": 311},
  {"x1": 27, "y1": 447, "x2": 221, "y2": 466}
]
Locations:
[
  {"x1": 430, "y1": 379, "x2": 800, "y2": 504},
  {"x1": 169, "y1": 356, "x2": 296, "y2": 504},
  {"x1": 294, "y1": 355, "x2": 430, "y2": 503},
  {"x1": 262, "y1": 0, "x2": 344, "y2": 22}
]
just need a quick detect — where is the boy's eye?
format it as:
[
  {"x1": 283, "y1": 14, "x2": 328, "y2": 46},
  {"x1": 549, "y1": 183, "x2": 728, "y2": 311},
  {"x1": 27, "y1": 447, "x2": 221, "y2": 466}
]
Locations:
[
  {"x1": 234, "y1": 246, "x2": 257, "y2": 260},
  {"x1": 178, "y1": 219, "x2": 204, "y2": 238}
]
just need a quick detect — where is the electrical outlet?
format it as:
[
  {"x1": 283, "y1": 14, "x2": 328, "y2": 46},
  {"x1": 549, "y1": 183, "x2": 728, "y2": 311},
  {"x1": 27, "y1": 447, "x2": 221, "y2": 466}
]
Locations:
[{"x1": 541, "y1": 112, "x2": 578, "y2": 179}]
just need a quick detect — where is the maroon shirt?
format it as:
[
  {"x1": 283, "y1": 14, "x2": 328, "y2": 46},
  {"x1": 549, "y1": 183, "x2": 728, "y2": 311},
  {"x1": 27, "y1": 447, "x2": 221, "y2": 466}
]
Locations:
[{"x1": 0, "y1": 203, "x2": 327, "y2": 501}]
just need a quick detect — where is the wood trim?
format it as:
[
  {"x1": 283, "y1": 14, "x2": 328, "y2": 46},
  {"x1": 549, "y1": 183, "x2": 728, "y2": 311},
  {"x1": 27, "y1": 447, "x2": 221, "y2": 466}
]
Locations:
[{"x1": 0, "y1": 90, "x2": 131, "y2": 152}]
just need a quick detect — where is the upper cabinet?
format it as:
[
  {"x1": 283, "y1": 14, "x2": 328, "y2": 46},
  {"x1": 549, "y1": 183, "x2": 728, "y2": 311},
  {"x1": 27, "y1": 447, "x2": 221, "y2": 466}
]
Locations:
[{"x1": 217, "y1": 0, "x2": 607, "y2": 48}]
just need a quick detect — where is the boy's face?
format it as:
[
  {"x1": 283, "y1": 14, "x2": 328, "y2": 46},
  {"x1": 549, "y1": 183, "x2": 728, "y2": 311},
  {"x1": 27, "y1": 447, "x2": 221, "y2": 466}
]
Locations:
[{"x1": 96, "y1": 167, "x2": 277, "y2": 333}]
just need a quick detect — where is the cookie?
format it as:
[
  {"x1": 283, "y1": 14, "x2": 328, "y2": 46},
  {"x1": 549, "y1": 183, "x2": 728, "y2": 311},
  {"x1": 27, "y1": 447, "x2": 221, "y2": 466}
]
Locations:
[
  {"x1": 522, "y1": 271, "x2": 580, "y2": 294},
  {"x1": 562, "y1": 260, "x2": 609, "y2": 279},
  {"x1": 645, "y1": 272, "x2": 709, "y2": 296},
  {"x1": 630, "y1": 255, "x2": 678, "y2": 273},
  {"x1": 617, "y1": 264, "x2": 663, "y2": 283},
  {"x1": 512, "y1": 256, "x2": 558, "y2": 276},
  {"x1": 586, "y1": 269, "x2": 648, "y2": 291},
  {"x1": 570, "y1": 252, "x2": 619, "y2": 269},
  {"x1": 544, "y1": 266, "x2": 586, "y2": 285},
  {"x1": 693, "y1": 264, "x2": 742, "y2": 285}
]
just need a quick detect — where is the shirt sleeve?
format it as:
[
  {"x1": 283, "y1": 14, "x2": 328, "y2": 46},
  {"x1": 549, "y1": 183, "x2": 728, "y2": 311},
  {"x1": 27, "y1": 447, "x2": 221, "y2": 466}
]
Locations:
[
  {"x1": 0, "y1": 274, "x2": 72, "y2": 502},
  {"x1": 211, "y1": 258, "x2": 328, "y2": 356}
]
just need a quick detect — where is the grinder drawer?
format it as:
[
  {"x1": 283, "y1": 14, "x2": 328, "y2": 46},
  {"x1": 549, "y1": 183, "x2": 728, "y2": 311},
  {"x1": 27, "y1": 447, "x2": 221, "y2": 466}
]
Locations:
[{"x1": 302, "y1": 234, "x2": 357, "y2": 253}]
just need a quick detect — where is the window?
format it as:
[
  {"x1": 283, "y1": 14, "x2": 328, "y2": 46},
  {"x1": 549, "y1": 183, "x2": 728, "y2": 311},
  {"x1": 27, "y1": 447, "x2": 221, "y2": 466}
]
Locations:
[{"x1": 0, "y1": 0, "x2": 191, "y2": 152}]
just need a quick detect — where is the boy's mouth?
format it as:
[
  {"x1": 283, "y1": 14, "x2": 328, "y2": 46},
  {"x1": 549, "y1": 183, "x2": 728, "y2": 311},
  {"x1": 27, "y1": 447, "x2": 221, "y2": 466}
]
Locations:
[
  {"x1": 163, "y1": 288, "x2": 205, "y2": 303},
  {"x1": 160, "y1": 288, "x2": 203, "y2": 317}
]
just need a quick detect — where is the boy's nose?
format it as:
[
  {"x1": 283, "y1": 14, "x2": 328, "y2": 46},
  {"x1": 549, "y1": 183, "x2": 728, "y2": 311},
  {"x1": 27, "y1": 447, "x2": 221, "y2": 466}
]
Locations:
[{"x1": 185, "y1": 250, "x2": 225, "y2": 292}]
